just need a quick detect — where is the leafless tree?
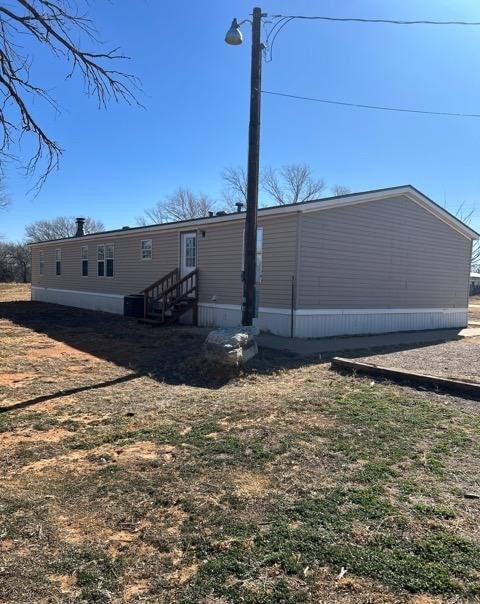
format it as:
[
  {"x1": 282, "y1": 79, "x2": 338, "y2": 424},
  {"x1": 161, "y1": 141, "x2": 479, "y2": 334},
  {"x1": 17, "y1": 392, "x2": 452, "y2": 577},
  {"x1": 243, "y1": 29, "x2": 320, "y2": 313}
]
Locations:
[
  {"x1": 25, "y1": 216, "x2": 104, "y2": 242},
  {"x1": 454, "y1": 203, "x2": 479, "y2": 268},
  {"x1": 331, "y1": 184, "x2": 351, "y2": 196},
  {"x1": 0, "y1": 242, "x2": 13, "y2": 279},
  {"x1": 223, "y1": 163, "x2": 329, "y2": 207},
  {"x1": 222, "y1": 166, "x2": 247, "y2": 210},
  {"x1": 138, "y1": 188, "x2": 216, "y2": 225},
  {"x1": 0, "y1": 0, "x2": 139, "y2": 186},
  {"x1": 0, "y1": 241, "x2": 30, "y2": 281},
  {"x1": 262, "y1": 164, "x2": 326, "y2": 205}
]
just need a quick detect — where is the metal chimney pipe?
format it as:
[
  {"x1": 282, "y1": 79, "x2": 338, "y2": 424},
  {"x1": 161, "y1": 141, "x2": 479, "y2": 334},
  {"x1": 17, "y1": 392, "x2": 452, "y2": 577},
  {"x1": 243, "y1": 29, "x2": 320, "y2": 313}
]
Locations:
[
  {"x1": 235, "y1": 202, "x2": 244, "y2": 213},
  {"x1": 75, "y1": 217, "x2": 86, "y2": 237}
]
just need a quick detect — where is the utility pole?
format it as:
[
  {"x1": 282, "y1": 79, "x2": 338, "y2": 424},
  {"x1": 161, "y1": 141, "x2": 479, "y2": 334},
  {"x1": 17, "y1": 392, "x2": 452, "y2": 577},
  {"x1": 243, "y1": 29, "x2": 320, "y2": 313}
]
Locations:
[{"x1": 242, "y1": 6, "x2": 263, "y2": 326}]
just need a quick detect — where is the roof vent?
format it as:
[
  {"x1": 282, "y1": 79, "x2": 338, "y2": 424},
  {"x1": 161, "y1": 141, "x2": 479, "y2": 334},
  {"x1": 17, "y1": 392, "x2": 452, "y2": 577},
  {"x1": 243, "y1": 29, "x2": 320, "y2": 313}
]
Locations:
[
  {"x1": 122, "y1": 226, "x2": 130, "y2": 230},
  {"x1": 235, "y1": 202, "x2": 244, "y2": 213},
  {"x1": 75, "y1": 217, "x2": 85, "y2": 237},
  {"x1": 208, "y1": 211, "x2": 214, "y2": 217},
  {"x1": 216, "y1": 211, "x2": 227, "y2": 216}
]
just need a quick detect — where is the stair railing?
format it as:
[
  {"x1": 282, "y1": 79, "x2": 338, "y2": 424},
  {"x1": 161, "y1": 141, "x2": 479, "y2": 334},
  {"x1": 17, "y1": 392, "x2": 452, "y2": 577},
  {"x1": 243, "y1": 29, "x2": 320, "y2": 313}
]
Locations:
[
  {"x1": 142, "y1": 268, "x2": 198, "y2": 321},
  {"x1": 141, "y1": 267, "x2": 179, "y2": 318}
]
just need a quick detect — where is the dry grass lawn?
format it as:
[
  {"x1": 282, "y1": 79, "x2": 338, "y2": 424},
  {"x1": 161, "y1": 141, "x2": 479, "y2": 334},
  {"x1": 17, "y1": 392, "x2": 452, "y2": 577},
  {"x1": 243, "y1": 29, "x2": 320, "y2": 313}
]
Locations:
[{"x1": 2, "y1": 284, "x2": 480, "y2": 603}]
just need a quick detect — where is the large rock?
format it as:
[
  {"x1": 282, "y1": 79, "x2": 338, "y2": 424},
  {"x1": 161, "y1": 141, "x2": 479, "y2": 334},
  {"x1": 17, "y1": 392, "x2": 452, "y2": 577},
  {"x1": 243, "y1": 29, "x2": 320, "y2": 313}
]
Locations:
[{"x1": 204, "y1": 326, "x2": 259, "y2": 366}]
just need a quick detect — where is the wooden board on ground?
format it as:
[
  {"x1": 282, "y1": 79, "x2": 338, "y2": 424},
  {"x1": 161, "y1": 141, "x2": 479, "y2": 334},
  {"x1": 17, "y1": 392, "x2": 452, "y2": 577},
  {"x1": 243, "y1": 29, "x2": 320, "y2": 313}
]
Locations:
[{"x1": 331, "y1": 357, "x2": 480, "y2": 400}]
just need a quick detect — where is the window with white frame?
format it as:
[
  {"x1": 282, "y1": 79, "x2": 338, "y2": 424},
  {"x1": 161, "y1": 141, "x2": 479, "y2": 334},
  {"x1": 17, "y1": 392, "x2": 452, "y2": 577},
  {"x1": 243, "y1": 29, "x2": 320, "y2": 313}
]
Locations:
[
  {"x1": 81, "y1": 246, "x2": 88, "y2": 276},
  {"x1": 39, "y1": 251, "x2": 44, "y2": 276},
  {"x1": 242, "y1": 227, "x2": 263, "y2": 283},
  {"x1": 141, "y1": 239, "x2": 152, "y2": 260},
  {"x1": 55, "y1": 249, "x2": 61, "y2": 276},
  {"x1": 97, "y1": 245, "x2": 105, "y2": 276},
  {"x1": 185, "y1": 235, "x2": 196, "y2": 268},
  {"x1": 105, "y1": 244, "x2": 114, "y2": 277}
]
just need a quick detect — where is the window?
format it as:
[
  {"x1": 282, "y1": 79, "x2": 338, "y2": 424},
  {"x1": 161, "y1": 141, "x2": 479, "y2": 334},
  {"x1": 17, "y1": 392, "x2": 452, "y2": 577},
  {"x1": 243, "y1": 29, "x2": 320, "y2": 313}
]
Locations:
[
  {"x1": 256, "y1": 228, "x2": 263, "y2": 284},
  {"x1": 141, "y1": 239, "x2": 152, "y2": 260},
  {"x1": 81, "y1": 246, "x2": 88, "y2": 276},
  {"x1": 106, "y1": 244, "x2": 114, "y2": 277},
  {"x1": 55, "y1": 249, "x2": 61, "y2": 276},
  {"x1": 97, "y1": 245, "x2": 105, "y2": 276},
  {"x1": 242, "y1": 227, "x2": 263, "y2": 284},
  {"x1": 185, "y1": 235, "x2": 196, "y2": 268},
  {"x1": 39, "y1": 251, "x2": 44, "y2": 276}
]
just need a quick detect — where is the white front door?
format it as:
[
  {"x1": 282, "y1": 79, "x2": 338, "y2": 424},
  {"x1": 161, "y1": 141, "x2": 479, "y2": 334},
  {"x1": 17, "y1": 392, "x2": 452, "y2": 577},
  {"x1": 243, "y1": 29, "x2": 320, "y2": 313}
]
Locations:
[{"x1": 180, "y1": 231, "x2": 197, "y2": 277}]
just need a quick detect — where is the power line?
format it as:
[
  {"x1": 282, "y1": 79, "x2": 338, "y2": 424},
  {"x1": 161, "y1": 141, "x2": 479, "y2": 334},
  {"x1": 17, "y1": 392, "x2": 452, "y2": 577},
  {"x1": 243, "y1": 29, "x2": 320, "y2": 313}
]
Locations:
[
  {"x1": 262, "y1": 90, "x2": 480, "y2": 119},
  {"x1": 269, "y1": 14, "x2": 480, "y2": 27},
  {"x1": 261, "y1": 13, "x2": 480, "y2": 63}
]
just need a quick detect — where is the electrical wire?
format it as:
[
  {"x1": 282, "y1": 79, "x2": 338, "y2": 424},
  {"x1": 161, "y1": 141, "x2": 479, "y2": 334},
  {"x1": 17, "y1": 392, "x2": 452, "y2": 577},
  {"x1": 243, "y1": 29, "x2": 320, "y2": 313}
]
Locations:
[
  {"x1": 261, "y1": 12, "x2": 480, "y2": 59},
  {"x1": 268, "y1": 14, "x2": 480, "y2": 26},
  {"x1": 264, "y1": 17, "x2": 295, "y2": 62},
  {"x1": 262, "y1": 90, "x2": 480, "y2": 119}
]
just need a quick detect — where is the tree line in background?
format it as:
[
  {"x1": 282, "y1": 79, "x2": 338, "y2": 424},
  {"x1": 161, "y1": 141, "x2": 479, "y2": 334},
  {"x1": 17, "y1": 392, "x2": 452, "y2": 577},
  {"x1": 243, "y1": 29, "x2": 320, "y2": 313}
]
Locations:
[{"x1": 0, "y1": 217, "x2": 104, "y2": 283}]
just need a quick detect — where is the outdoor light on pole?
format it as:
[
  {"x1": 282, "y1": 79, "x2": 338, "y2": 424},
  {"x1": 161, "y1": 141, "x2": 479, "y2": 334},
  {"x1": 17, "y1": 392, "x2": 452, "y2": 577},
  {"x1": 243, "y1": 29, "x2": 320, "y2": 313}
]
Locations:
[{"x1": 225, "y1": 7, "x2": 263, "y2": 327}]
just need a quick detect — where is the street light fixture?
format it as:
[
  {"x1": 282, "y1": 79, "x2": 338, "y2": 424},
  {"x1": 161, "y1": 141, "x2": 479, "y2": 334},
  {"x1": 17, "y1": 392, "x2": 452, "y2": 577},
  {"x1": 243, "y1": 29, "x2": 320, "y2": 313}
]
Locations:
[
  {"x1": 225, "y1": 7, "x2": 263, "y2": 327},
  {"x1": 225, "y1": 18, "x2": 243, "y2": 45}
]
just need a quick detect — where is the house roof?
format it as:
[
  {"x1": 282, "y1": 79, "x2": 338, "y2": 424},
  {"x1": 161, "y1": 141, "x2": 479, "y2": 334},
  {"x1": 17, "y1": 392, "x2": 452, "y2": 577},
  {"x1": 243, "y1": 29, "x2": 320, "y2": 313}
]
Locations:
[{"x1": 29, "y1": 184, "x2": 479, "y2": 246}]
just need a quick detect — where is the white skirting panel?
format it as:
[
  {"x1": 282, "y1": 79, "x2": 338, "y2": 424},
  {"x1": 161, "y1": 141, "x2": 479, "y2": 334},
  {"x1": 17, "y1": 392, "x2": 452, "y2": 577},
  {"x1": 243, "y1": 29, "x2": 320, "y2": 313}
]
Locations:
[
  {"x1": 29, "y1": 293, "x2": 467, "y2": 338},
  {"x1": 198, "y1": 303, "x2": 242, "y2": 329},
  {"x1": 294, "y1": 308, "x2": 467, "y2": 338},
  {"x1": 32, "y1": 286, "x2": 124, "y2": 314},
  {"x1": 198, "y1": 303, "x2": 468, "y2": 338}
]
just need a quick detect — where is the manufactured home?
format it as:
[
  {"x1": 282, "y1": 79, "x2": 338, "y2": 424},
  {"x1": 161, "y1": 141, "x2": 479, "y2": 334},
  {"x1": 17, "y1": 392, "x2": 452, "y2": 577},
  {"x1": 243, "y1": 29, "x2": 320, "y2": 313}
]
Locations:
[{"x1": 29, "y1": 185, "x2": 478, "y2": 338}]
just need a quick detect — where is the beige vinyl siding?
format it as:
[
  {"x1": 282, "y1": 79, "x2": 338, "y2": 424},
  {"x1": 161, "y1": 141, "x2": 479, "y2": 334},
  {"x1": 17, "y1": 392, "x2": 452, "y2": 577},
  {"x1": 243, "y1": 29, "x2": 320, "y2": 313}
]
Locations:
[
  {"x1": 31, "y1": 213, "x2": 299, "y2": 309},
  {"x1": 298, "y1": 195, "x2": 471, "y2": 309},
  {"x1": 258, "y1": 213, "x2": 298, "y2": 308},
  {"x1": 197, "y1": 213, "x2": 298, "y2": 308},
  {"x1": 197, "y1": 222, "x2": 243, "y2": 305},
  {"x1": 31, "y1": 230, "x2": 179, "y2": 295}
]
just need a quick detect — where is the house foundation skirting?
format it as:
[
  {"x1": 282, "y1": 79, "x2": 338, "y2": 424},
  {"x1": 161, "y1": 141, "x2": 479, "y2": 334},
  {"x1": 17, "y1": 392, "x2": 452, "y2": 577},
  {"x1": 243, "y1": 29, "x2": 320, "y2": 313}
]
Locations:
[
  {"x1": 30, "y1": 290, "x2": 467, "y2": 338},
  {"x1": 31, "y1": 286, "x2": 124, "y2": 314},
  {"x1": 198, "y1": 303, "x2": 468, "y2": 338}
]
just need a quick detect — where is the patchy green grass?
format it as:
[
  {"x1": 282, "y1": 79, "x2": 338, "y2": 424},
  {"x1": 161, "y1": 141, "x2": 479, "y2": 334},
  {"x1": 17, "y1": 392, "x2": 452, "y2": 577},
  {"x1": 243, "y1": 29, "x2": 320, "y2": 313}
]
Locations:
[{"x1": 2, "y1": 284, "x2": 480, "y2": 602}]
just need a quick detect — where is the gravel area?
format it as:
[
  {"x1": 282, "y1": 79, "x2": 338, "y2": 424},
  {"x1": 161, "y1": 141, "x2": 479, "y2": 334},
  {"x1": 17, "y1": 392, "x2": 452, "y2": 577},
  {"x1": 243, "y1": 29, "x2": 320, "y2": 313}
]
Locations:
[{"x1": 355, "y1": 336, "x2": 480, "y2": 384}]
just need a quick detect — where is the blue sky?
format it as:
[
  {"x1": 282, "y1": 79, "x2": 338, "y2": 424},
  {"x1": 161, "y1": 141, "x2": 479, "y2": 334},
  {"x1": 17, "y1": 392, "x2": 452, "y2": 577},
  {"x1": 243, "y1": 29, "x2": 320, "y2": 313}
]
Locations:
[{"x1": 2, "y1": 0, "x2": 480, "y2": 239}]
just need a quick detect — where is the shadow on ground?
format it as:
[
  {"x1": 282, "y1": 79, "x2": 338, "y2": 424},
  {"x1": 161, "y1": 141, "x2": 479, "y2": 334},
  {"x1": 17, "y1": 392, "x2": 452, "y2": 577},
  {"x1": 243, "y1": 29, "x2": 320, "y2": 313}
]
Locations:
[
  {"x1": 0, "y1": 300, "x2": 307, "y2": 392},
  {"x1": 1, "y1": 299, "x2": 466, "y2": 402}
]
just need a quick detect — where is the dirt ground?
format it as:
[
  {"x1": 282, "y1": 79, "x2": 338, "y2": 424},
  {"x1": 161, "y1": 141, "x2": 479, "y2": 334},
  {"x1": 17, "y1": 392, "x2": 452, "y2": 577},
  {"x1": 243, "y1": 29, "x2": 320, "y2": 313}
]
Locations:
[
  {"x1": 2, "y1": 284, "x2": 480, "y2": 603},
  {"x1": 354, "y1": 337, "x2": 480, "y2": 384},
  {"x1": 352, "y1": 295, "x2": 480, "y2": 382}
]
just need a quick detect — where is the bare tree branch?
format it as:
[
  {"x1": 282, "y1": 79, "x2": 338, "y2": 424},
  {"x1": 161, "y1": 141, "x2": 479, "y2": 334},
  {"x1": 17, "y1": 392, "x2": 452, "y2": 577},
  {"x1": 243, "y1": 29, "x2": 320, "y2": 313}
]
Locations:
[
  {"x1": 331, "y1": 184, "x2": 351, "y2": 196},
  {"x1": 138, "y1": 188, "x2": 217, "y2": 225},
  {"x1": 222, "y1": 166, "x2": 248, "y2": 209},
  {"x1": 24, "y1": 215, "x2": 104, "y2": 242},
  {"x1": 0, "y1": 0, "x2": 140, "y2": 187},
  {"x1": 262, "y1": 164, "x2": 326, "y2": 205},
  {"x1": 454, "y1": 202, "x2": 479, "y2": 268},
  {"x1": 0, "y1": 240, "x2": 30, "y2": 281}
]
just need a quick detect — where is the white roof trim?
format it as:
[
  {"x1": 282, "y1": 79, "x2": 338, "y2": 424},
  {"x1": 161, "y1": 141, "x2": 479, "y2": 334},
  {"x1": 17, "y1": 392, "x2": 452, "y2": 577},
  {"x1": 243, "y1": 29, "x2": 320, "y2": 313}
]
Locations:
[
  {"x1": 29, "y1": 185, "x2": 478, "y2": 246},
  {"x1": 296, "y1": 186, "x2": 478, "y2": 240}
]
